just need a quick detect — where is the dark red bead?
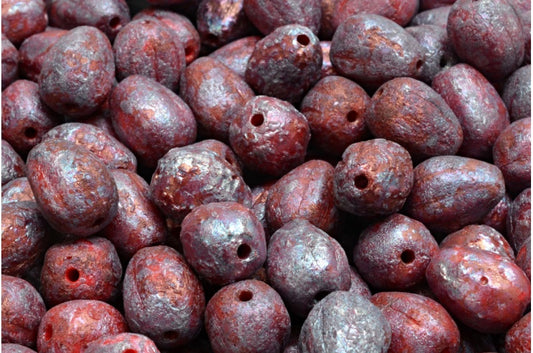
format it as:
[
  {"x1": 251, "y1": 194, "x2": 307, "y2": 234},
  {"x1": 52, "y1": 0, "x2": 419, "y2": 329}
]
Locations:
[
  {"x1": 2, "y1": 275, "x2": 46, "y2": 348},
  {"x1": 410, "y1": 5, "x2": 451, "y2": 28},
  {"x1": 371, "y1": 291, "x2": 460, "y2": 353},
  {"x1": 228, "y1": 95, "x2": 310, "y2": 177},
  {"x1": 40, "y1": 237, "x2": 122, "y2": 306},
  {"x1": 83, "y1": 333, "x2": 160, "y2": 353},
  {"x1": 1, "y1": 177, "x2": 35, "y2": 203},
  {"x1": 122, "y1": 245, "x2": 205, "y2": 348},
  {"x1": 36, "y1": 299, "x2": 128, "y2": 353},
  {"x1": 516, "y1": 236, "x2": 531, "y2": 280},
  {"x1": 426, "y1": 246, "x2": 530, "y2": 334},
  {"x1": 507, "y1": 188, "x2": 531, "y2": 252},
  {"x1": 505, "y1": 312, "x2": 531, "y2": 353},
  {"x1": 1, "y1": 139, "x2": 26, "y2": 186},
  {"x1": 332, "y1": 0, "x2": 419, "y2": 29},
  {"x1": 205, "y1": 279, "x2": 291, "y2": 353},
  {"x1": 502, "y1": 65, "x2": 531, "y2": 122},
  {"x1": 354, "y1": 213, "x2": 439, "y2": 290},
  {"x1": 2, "y1": 35, "x2": 19, "y2": 90},
  {"x1": 482, "y1": 192, "x2": 511, "y2": 236},
  {"x1": 1, "y1": 0, "x2": 47, "y2": 45},
  {"x1": 208, "y1": 36, "x2": 260, "y2": 78},
  {"x1": 180, "y1": 201, "x2": 266, "y2": 285}
]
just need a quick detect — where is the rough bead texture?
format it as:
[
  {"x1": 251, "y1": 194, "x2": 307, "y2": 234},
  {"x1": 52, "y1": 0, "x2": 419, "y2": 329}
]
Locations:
[
  {"x1": 410, "y1": 6, "x2": 451, "y2": 28},
  {"x1": 1, "y1": 344, "x2": 37, "y2": 353},
  {"x1": 1, "y1": 177, "x2": 35, "y2": 203},
  {"x1": 133, "y1": 8, "x2": 200, "y2": 65},
  {"x1": 38, "y1": 26, "x2": 115, "y2": 118},
  {"x1": 505, "y1": 312, "x2": 531, "y2": 353},
  {"x1": 1, "y1": 0, "x2": 47, "y2": 45},
  {"x1": 109, "y1": 75, "x2": 197, "y2": 169},
  {"x1": 18, "y1": 29, "x2": 67, "y2": 82},
  {"x1": 347, "y1": 266, "x2": 372, "y2": 299},
  {"x1": 196, "y1": 0, "x2": 255, "y2": 49},
  {"x1": 266, "y1": 219, "x2": 351, "y2": 318},
  {"x1": 507, "y1": 188, "x2": 531, "y2": 252},
  {"x1": 502, "y1": 65, "x2": 531, "y2": 121},
  {"x1": 2, "y1": 275, "x2": 46, "y2": 348},
  {"x1": 26, "y1": 138, "x2": 119, "y2": 237},
  {"x1": 432, "y1": 63, "x2": 510, "y2": 160},
  {"x1": 300, "y1": 75, "x2": 370, "y2": 157},
  {"x1": 2, "y1": 35, "x2": 19, "y2": 89},
  {"x1": 42, "y1": 122, "x2": 137, "y2": 171},
  {"x1": 180, "y1": 201, "x2": 266, "y2": 285},
  {"x1": 113, "y1": 18, "x2": 185, "y2": 91},
  {"x1": 404, "y1": 155, "x2": 505, "y2": 235},
  {"x1": 122, "y1": 246, "x2": 205, "y2": 348},
  {"x1": 245, "y1": 24, "x2": 322, "y2": 105},
  {"x1": 354, "y1": 213, "x2": 439, "y2": 290},
  {"x1": 299, "y1": 291, "x2": 391, "y2": 353},
  {"x1": 482, "y1": 192, "x2": 511, "y2": 235},
  {"x1": 48, "y1": 0, "x2": 130, "y2": 41},
  {"x1": 330, "y1": 14, "x2": 425, "y2": 90},
  {"x1": 179, "y1": 56, "x2": 254, "y2": 142},
  {"x1": 426, "y1": 247, "x2": 531, "y2": 334},
  {"x1": 1, "y1": 139, "x2": 26, "y2": 186},
  {"x1": 265, "y1": 159, "x2": 339, "y2": 234},
  {"x1": 150, "y1": 141, "x2": 252, "y2": 223},
  {"x1": 333, "y1": 139, "x2": 414, "y2": 217},
  {"x1": 228, "y1": 95, "x2": 310, "y2": 177},
  {"x1": 99, "y1": 169, "x2": 167, "y2": 261},
  {"x1": 2, "y1": 79, "x2": 61, "y2": 157},
  {"x1": 36, "y1": 300, "x2": 128, "y2": 353},
  {"x1": 440, "y1": 224, "x2": 515, "y2": 261},
  {"x1": 332, "y1": 0, "x2": 419, "y2": 29},
  {"x1": 492, "y1": 118, "x2": 531, "y2": 196},
  {"x1": 1, "y1": 201, "x2": 50, "y2": 276},
  {"x1": 205, "y1": 279, "x2": 291, "y2": 353},
  {"x1": 40, "y1": 237, "x2": 122, "y2": 307},
  {"x1": 208, "y1": 36, "x2": 260, "y2": 78},
  {"x1": 83, "y1": 333, "x2": 161, "y2": 353},
  {"x1": 243, "y1": 0, "x2": 321, "y2": 35},
  {"x1": 367, "y1": 77, "x2": 463, "y2": 161},
  {"x1": 447, "y1": 0, "x2": 525, "y2": 81},
  {"x1": 516, "y1": 236, "x2": 531, "y2": 280},
  {"x1": 405, "y1": 24, "x2": 458, "y2": 83}
]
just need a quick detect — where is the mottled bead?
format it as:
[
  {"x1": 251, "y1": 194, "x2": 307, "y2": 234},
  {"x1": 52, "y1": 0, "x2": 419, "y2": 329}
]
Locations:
[
  {"x1": 332, "y1": 0, "x2": 419, "y2": 29},
  {"x1": 18, "y1": 29, "x2": 67, "y2": 82},
  {"x1": 208, "y1": 36, "x2": 260, "y2": 78},
  {"x1": 502, "y1": 65, "x2": 531, "y2": 122},
  {"x1": 410, "y1": 5, "x2": 451, "y2": 28},
  {"x1": 516, "y1": 237, "x2": 531, "y2": 280},
  {"x1": 266, "y1": 219, "x2": 351, "y2": 318},
  {"x1": 300, "y1": 75, "x2": 370, "y2": 157},
  {"x1": 505, "y1": 312, "x2": 531, "y2": 353},
  {"x1": 2, "y1": 35, "x2": 19, "y2": 89},
  {"x1": 426, "y1": 246, "x2": 530, "y2": 334},
  {"x1": 245, "y1": 24, "x2": 322, "y2": 105},
  {"x1": 1, "y1": 0, "x2": 47, "y2": 45},
  {"x1": 299, "y1": 291, "x2": 391, "y2": 353},
  {"x1": 205, "y1": 279, "x2": 291, "y2": 353},
  {"x1": 333, "y1": 139, "x2": 413, "y2": 217},
  {"x1": 354, "y1": 213, "x2": 439, "y2": 290},
  {"x1": 1, "y1": 177, "x2": 35, "y2": 203},
  {"x1": 83, "y1": 333, "x2": 160, "y2": 353},
  {"x1": 507, "y1": 188, "x2": 531, "y2": 252},
  {"x1": 180, "y1": 201, "x2": 266, "y2": 285},
  {"x1": 1, "y1": 139, "x2": 25, "y2": 186},
  {"x1": 122, "y1": 246, "x2": 205, "y2": 348}
]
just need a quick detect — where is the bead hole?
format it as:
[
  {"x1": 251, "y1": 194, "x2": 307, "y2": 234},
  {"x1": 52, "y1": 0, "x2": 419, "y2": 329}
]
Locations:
[
  {"x1": 480, "y1": 276, "x2": 488, "y2": 285},
  {"x1": 109, "y1": 16, "x2": 121, "y2": 30},
  {"x1": 238, "y1": 290, "x2": 253, "y2": 302},
  {"x1": 416, "y1": 59, "x2": 424, "y2": 70},
  {"x1": 400, "y1": 250, "x2": 415, "y2": 264},
  {"x1": 123, "y1": 350, "x2": 138, "y2": 353},
  {"x1": 65, "y1": 268, "x2": 80, "y2": 282},
  {"x1": 92, "y1": 217, "x2": 105, "y2": 227},
  {"x1": 250, "y1": 113, "x2": 264, "y2": 127},
  {"x1": 353, "y1": 174, "x2": 369, "y2": 189},
  {"x1": 237, "y1": 244, "x2": 251, "y2": 259},
  {"x1": 24, "y1": 127, "x2": 37, "y2": 139},
  {"x1": 297, "y1": 34, "x2": 310, "y2": 46},
  {"x1": 346, "y1": 110, "x2": 358, "y2": 122}
]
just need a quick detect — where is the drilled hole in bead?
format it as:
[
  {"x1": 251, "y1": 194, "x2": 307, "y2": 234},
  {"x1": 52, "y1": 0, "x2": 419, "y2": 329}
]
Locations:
[
  {"x1": 313, "y1": 290, "x2": 330, "y2": 304},
  {"x1": 44, "y1": 325, "x2": 53, "y2": 341},
  {"x1": 123, "y1": 350, "x2": 137, "y2": 353},
  {"x1": 400, "y1": 250, "x2": 415, "y2": 264},
  {"x1": 109, "y1": 16, "x2": 121, "y2": 30},
  {"x1": 250, "y1": 113, "x2": 264, "y2": 127},
  {"x1": 185, "y1": 46, "x2": 194, "y2": 59},
  {"x1": 346, "y1": 110, "x2": 358, "y2": 122},
  {"x1": 439, "y1": 56, "x2": 448, "y2": 68},
  {"x1": 92, "y1": 217, "x2": 105, "y2": 227},
  {"x1": 415, "y1": 59, "x2": 424, "y2": 70},
  {"x1": 238, "y1": 290, "x2": 253, "y2": 302},
  {"x1": 297, "y1": 34, "x2": 310, "y2": 46},
  {"x1": 480, "y1": 276, "x2": 488, "y2": 285},
  {"x1": 24, "y1": 127, "x2": 37, "y2": 139},
  {"x1": 353, "y1": 174, "x2": 369, "y2": 189},
  {"x1": 237, "y1": 244, "x2": 251, "y2": 259},
  {"x1": 163, "y1": 330, "x2": 179, "y2": 340},
  {"x1": 65, "y1": 268, "x2": 80, "y2": 282}
]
